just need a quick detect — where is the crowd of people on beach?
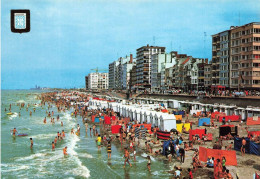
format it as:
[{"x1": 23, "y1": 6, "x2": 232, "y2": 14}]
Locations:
[{"x1": 7, "y1": 91, "x2": 260, "y2": 179}]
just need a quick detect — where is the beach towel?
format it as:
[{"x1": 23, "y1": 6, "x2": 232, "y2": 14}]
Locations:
[
  {"x1": 247, "y1": 117, "x2": 260, "y2": 126},
  {"x1": 234, "y1": 137, "x2": 260, "y2": 156},
  {"x1": 219, "y1": 115, "x2": 239, "y2": 122},
  {"x1": 199, "y1": 146, "x2": 237, "y2": 166},
  {"x1": 198, "y1": 118, "x2": 210, "y2": 127},
  {"x1": 189, "y1": 129, "x2": 206, "y2": 141},
  {"x1": 157, "y1": 130, "x2": 171, "y2": 140},
  {"x1": 104, "y1": 116, "x2": 111, "y2": 125},
  {"x1": 175, "y1": 115, "x2": 182, "y2": 121},
  {"x1": 111, "y1": 125, "x2": 121, "y2": 134}
]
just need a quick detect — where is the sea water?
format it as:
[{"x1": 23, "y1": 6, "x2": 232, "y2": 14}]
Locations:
[{"x1": 1, "y1": 90, "x2": 172, "y2": 179}]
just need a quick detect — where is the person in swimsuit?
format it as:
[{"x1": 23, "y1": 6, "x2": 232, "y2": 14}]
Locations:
[
  {"x1": 241, "y1": 137, "x2": 246, "y2": 156},
  {"x1": 62, "y1": 130, "x2": 65, "y2": 138},
  {"x1": 63, "y1": 146, "x2": 68, "y2": 156},
  {"x1": 52, "y1": 141, "x2": 55, "y2": 150},
  {"x1": 71, "y1": 128, "x2": 74, "y2": 134},
  {"x1": 96, "y1": 134, "x2": 102, "y2": 150},
  {"x1": 30, "y1": 138, "x2": 33, "y2": 149},
  {"x1": 123, "y1": 147, "x2": 132, "y2": 168},
  {"x1": 147, "y1": 156, "x2": 151, "y2": 171},
  {"x1": 54, "y1": 137, "x2": 58, "y2": 145},
  {"x1": 11, "y1": 128, "x2": 18, "y2": 137},
  {"x1": 107, "y1": 141, "x2": 112, "y2": 159}
]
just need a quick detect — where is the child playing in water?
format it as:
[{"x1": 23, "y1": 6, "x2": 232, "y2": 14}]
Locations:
[
  {"x1": 147, "y1": 156, "x2": 151, "y2": 171},
  {"x1": 71, "y1": 128, "x2": 74, "y2": 134}
]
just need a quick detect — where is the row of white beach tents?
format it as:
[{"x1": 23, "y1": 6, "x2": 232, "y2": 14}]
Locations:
[{"x1": 88, "y1": 100, "x2": 176, "y2": 131}]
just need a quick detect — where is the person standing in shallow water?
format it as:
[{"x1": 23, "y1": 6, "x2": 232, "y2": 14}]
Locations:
[
  {"x1": 147, "y1": 156, "x2": 151, "y2": 171},
  {"x1": 123, "y1": 147, "x2": 132, "y2": 168},
  {"x1": 107, "y1": 141, "x2": 112, "y2": 159},
  {"x1": 96, "y1": 134, "x2": 102, "y2": 150},
  {"x1": 63, "y1": 146, "x2": 68, "y2": 156},
  {"x1": 30, "y1": 138, "x2": 33, "y2": 149}
]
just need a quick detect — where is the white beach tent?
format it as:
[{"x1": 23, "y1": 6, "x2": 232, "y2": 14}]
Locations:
[
  {"x1": 159, "y1": 113, "x2": 176, "y2": 131},
  {"x1": 134, "y1": 108, "x2": 141, "y2": 122},
  {"x1": 109, "y1": 102, "x2": 119, "y2": 112},
  {"x1": 140, "y1": 110, "x2": 146, "y2": 123}
]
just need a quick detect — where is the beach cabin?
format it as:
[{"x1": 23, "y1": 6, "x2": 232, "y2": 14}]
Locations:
[
  {"x1": 154, "y1": 112, "x2": 162, "y2": 128},
  {"x1": 140, "y1": 110, "x2": 146, "y2": 123},
  {"x1": 149, "y1": 111, "x2": 157, "y2": 127},
  {"x1": 108, "y1": 102, "x2": 118, "y2": 112},
  {"x1": 143, "y1": 110, "x2": 150, "y2": 123},
  {"x1": 129, "y1": 107, "x2": 135, "y2": 120},
  {"x1": 167, "y1": 99, "x2": 180, "y2": 109},
  {"x1": 246, "y1": 107, "x2": 260, "y2": 118},
  {"x1": 134, "y1": 108, "x2": 141, "y2": 122},
  {"x1": 122, "y1": 105, "x2": 127, "y2": 117},
  {"x1": 159, "y1": 113, "x2": 176, "y2": 131}
]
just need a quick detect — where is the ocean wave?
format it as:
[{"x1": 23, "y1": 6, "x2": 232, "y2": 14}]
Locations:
[
  {"x1": 16, "y1": 100, "x2": 26, "y2": 103},
  {"x1": 1, "y1": 164, "x2": 30, "y2": 172},
  {"x1": 66, "y1": 129, "x2": 91, "y2": 178},
  {"x1": 8, "y1": 112, "x2": 18, "y2": 120},
  {"x1": 29, "y1": 133, "x2": 56, "y2": 140},
  {"x1": 141, "y1": 153, "x2": 155, "y2": 161},
  {"x1": 15, "y1": 153, "x2": 47, "y2": 162}
]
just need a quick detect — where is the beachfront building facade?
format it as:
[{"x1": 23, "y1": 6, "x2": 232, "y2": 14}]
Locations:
[
  {"x1": 212, "y1": 30, "x2": 230, "y2": 90},
  {"x1": 136, "y1": 45, "x2": 165, "y2": 91},
  {"x1": 230, "y1": 22, "x2": 260, "y2": 90},
  {"x1": 122, "y1": 55, "x2": 136, "y2": 90},
  {"x1": 85, "y1": 76, "x2": 89, "y2": 89},
  {"x1": 109, "y1": 54, "x2": 136, "y2": 90},
  {"x1": 204, "y1": 61, "x2": 212, "y2": 91},
  {"x1": 109, "y1": 60, "x2": 119, "y2": 89},
  {"x1": 211, "y1": 22, "x2": 260, "y2": 90},
  {"x1": 151, "y1": 52, "x2": 176, "y2": 92},
  {"x1": 87, "y1": 72, "x2": 108, "y2": 90}
]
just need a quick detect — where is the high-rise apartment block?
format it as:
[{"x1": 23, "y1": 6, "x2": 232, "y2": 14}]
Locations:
[
  {"x1": 212, "y1": 22, "x2": 260, "y2": 90},
  {"x1": 136, "y1": 45, "x2": 165, "y2": 90}
]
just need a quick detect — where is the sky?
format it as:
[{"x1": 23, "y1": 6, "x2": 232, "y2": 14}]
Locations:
[{"x1": 1, "y1": 0, "x2": 260, "y2": 89}]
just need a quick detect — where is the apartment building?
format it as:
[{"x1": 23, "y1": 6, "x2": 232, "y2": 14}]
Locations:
[
  {"x1": 109, "y1": 54, "x2": 136, "y2": 90},
  {"x1": 204, "y1": 61, "x2": 212, "y2": 90},
  {"x1": 85, "y1": 76, "x2": 89, "y2": 89},
  {"x1": 230, "y1": 22, "x2": 260, "y2": 90},
  {"x1": 151, "y1": 52, "x2": 176, "y2": 92},
  {"x1": 136, "y1": 44, "x2": 165, "y2": 90}
]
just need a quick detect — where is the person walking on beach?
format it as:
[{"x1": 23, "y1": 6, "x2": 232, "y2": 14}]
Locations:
[
  {"x1": 123, "y1": 147, "x2": 132, "y2": 168},
  {"x1": 147, "y1": 156, "x2": 151, "y2": 172},
  {"x1": 30, "y1": 138, "x2": 33, "y2": 149},
  {"x1": 107, "y1": 141, "x2": 112, "y2": 159},
  {"x1": 63, "y1": 146, "x2": 68, "y2": 156},
  {"x1": 241, "y1": 137, "x2": 246, "y2": 156}
]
